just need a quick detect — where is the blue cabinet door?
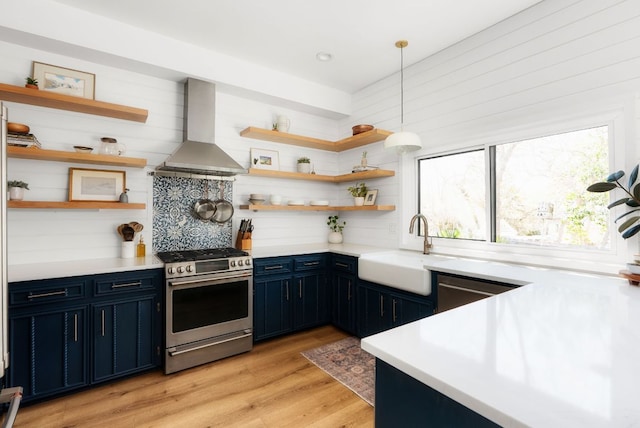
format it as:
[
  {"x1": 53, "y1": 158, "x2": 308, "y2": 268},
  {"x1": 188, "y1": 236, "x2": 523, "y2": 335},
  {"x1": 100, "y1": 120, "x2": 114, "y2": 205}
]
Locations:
[
  {"x1": 253, "y1": 275, "x2": 293, "y2": 341},
  {"x1": 358, "y1": 283, "x2": 392, "y2": 337},
  {"x1": 93, "y1": 296, "x2": 158, "y2": 382},
  {"x1": 9, "y1": 306, "x2": 87, "y2": 402},
  {"x1": 293, "y1": 270, "x2": 329, "y2": 330},
  {"x1": 330, "y1": 255, "x2": 358, "y2": 335}
]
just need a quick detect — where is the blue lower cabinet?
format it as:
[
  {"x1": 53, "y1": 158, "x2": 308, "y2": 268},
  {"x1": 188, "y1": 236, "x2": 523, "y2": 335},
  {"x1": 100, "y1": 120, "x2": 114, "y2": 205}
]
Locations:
[
  {"x1": 93, "y1": 296, "x2": 158, "y2": 382},
  {"x1": 330, "y1": 255, "x2": 358, "y2": 335},
  {"x1": 8, "y1": 268, "x2": 162, "y2": 403},
  {"x1": 254, "y1": 254, "x2": 329, "y2": 341},
  {"x1": 9, "y1": 306, "x2": 88, "y2": 402},
  {"x1": 358, "y1": 280, "x2": 433, "y2": 337}
]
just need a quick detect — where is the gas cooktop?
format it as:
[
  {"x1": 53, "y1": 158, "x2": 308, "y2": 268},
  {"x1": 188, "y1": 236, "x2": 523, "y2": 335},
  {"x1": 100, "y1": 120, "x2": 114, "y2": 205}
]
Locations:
[{"x1": 156, "y1": 247, "x2": 249, "y2": 263}]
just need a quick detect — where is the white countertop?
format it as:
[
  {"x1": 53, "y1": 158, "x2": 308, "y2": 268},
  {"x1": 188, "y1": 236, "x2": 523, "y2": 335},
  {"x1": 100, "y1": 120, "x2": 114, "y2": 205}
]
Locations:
[
  {"x1": 249, "y1": 243, "x2": 390, "y2": 259},
  {"x1": 361, "y1": 258, "x2": 638, "y2": 427},
  {"x1": 8, "y1": 256, "x2": 164, "y2": 283}
]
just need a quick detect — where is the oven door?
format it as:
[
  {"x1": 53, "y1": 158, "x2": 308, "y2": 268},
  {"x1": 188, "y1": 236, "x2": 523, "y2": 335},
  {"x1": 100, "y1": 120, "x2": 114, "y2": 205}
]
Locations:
[{"x1": 166, "y1": 270, "x2": 252, "y2": 348}]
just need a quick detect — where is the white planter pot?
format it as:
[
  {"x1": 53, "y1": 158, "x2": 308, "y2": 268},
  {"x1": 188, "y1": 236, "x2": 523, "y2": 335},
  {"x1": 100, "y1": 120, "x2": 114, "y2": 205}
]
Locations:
[
  {"x1": 9, "y1": 187, "x2": 24, "y2": 200},
  {"x1": 277, "y1": 115, "x2": 290, "y2": 133},
  {"x1": 354, "y1": 197, "x2": 365, "y2": 206},
  {"x1": 297, "y1": 163, "x2": 311, "y2": 173},
  {"x1": 328, "y1": 231, "x2": 343, "y2": 244}
]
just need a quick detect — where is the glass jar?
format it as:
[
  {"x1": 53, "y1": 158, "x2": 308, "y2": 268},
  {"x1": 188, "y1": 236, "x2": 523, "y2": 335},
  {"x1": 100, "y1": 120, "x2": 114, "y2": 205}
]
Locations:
[{"x1": 100, "y1": 137, "x2": 118, "y2": 155}]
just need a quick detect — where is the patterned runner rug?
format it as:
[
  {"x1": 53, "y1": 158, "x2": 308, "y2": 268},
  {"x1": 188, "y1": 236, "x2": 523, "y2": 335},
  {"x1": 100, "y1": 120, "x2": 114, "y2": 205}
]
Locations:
[{"x1": 301, "y1": 336, "x2": 375, "y2": 406}]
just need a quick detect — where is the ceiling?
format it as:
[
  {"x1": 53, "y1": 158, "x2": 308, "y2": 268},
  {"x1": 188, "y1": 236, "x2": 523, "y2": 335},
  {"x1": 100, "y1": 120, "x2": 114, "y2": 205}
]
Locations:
[{"x1": 52, "y1": 0, "x2": 541, "y2": 93}]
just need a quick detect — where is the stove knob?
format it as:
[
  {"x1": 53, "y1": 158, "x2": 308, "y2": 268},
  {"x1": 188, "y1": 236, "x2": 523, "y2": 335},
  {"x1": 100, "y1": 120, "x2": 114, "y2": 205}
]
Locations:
[
  {"x1": 230, "y1": 260, "x2": 236, "y2": 267},
  {"x1": 237, "y1": 260, "x2": 244, "y2": 266},
  {"x1": 177, "y1": 266, "x2": 184, "y2": 274},
  {"x1": 245, "y1": 258, "x2": 252, "y2": 266},
  {"x1": 167, "y1": 267, "x2": 175, "y2": 274},
  {"x1": 186, "y1": 265, "x2": 194, "y2": 273}
]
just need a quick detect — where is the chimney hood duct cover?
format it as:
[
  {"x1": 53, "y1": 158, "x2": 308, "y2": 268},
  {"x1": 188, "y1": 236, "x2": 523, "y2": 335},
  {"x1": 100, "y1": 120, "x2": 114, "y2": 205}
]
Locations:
[{"x1": 157, "y1": 78, "x2": 247, "y2": 176}]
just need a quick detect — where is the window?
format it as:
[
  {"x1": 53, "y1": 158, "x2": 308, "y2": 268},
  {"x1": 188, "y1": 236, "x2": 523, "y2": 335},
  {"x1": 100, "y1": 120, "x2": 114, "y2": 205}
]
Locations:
[{"x1": 418, "y1": 125, "x2": 610, "y2": 250}]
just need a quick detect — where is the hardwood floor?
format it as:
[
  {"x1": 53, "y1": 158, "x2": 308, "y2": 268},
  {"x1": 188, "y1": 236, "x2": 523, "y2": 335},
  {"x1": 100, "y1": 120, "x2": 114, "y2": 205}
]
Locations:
[{"x1": 13, "y1": 326, "x2": 373, "y2": 427}]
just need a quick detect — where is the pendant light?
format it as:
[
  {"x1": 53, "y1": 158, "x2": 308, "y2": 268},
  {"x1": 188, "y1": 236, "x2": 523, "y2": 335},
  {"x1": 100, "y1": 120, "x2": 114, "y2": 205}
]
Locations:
[{"x1": 384, "y1": 40, "x2": 422, "y2": 154}]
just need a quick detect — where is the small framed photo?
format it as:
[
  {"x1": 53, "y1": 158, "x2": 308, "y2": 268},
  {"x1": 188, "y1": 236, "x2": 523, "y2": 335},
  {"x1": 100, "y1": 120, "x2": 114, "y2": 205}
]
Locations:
[
  {"x1": 364, "y1": 189, "x2": 378, "y2": 206},
  {"x1": 250, "y1": 148, "x2": 280, "y2": 171},
  {"x1": 68, "y1": 168, "x2": 126, "y2": 202},
  {"x1": 33, "y1": 61, "x2": 95, "y2": 99}
]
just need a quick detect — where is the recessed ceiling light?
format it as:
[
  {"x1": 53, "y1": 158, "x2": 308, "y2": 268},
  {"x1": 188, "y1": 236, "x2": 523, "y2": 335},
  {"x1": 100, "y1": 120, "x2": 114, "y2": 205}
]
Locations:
[{"x1": 316, "y1": 52, "x2": 333, "y2": 62}]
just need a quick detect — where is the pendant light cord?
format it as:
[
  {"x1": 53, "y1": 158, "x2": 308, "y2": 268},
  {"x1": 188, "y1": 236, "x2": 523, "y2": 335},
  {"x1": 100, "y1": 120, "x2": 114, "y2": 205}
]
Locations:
[{"x1": 400, "y1": 43, "x2": 404, "y2": 128}]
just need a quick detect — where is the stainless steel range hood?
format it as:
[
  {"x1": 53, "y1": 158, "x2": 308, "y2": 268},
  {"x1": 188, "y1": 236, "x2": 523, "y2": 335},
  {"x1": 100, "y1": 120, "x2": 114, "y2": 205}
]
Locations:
[{"x1": 156, "y1": 78, "x2": 247, "y2": 177}]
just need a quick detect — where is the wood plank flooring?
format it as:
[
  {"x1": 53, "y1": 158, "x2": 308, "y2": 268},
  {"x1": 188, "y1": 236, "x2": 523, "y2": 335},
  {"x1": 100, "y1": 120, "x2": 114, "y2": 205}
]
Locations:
[{"x1": 13, "y1": 326, "x2": 373, "y2": 427}]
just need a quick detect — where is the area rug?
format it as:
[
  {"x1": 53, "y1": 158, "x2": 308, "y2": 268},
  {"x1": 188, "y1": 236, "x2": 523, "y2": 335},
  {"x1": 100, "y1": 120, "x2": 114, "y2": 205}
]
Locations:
[{"x1": 301, "y1": 337, "x2": 375, "y2": 406}]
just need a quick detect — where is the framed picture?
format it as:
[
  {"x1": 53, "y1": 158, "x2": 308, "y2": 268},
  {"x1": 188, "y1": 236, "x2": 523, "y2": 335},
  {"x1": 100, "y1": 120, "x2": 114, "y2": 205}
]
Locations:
[
  {"x1": 68, "y1": 168, "x2": 125, "y2": 202},
  {"x1": 364, "y1": 189, "x2": 378, "y2": 206},
  {"x1": 33, "y1": 61, "x2": 95, "y2": 99},
  {"x1": 250, "y1": 148, "x2": 280, "y2": 171}
]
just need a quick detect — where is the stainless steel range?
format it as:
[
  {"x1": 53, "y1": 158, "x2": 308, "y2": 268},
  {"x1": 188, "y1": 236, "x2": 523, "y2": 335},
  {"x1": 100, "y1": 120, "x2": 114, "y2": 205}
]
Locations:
[{"x1": 156, "y1": 247, "x2": 253, "y2": 374}]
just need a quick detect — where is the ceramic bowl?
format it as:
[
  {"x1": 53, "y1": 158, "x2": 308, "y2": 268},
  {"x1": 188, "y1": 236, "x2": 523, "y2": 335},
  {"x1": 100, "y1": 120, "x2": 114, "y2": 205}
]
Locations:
[
  {"x1": 250, "y1": 193, "x2": 265, "y2": 200},
  {"x1": 7, "y1": 122, "x2": 29, "y2": 134},
  {"x1": 270, "y1": 195, "x2": 282, "y2": 205},
  {"x1": 249, "y1": 198, "x2": 265, "y2": 205},
  {"x1": 73, "y1": 145, "x2": 94, "y2": 153}
]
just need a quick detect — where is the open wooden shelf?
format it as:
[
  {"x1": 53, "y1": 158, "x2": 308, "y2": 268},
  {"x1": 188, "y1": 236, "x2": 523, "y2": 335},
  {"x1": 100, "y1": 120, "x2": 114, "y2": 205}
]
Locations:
[
  {"x1": 239, "y1": 204, "x2": 395, "y2": 212},
  {"x1": 247, "y1": 168, "x2": 394, "y2": 183},
  {"x1": 8, "y1": 201, "x2": 146, "y2": 210},
  {"x1": 240, "y1": 127, "x2": 392, "y2": 152},
  {"x1": 8, "y1": 146, "x2": 147, "y2": 168},
  {"x1": 0, "y1": 83, "x2": 148, "y2": 123}
]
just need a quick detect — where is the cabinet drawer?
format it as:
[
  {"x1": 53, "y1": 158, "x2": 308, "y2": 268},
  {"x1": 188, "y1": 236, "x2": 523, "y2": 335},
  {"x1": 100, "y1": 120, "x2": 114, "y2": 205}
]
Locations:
[
  {"x1": 294, "y1": 254, "x2": 326, "y2": 271},
  {"x1": 94, "y1": 270, "x2": 160, "y2": 296},
  {"x1": 9, "y1": 277, "x2": 87, "y2": 307},
  {"x1": 254, "y1": 257, "x2": 293, "y2": 276},
  {"x1": 331, "y1": 255, "x2": 357, "y2": 275}
]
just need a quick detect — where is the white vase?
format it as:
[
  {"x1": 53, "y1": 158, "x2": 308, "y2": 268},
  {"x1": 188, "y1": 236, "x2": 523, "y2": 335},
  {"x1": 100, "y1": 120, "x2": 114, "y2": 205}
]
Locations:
[
  {"x1": 9, "y1": 187, "x2": 24, "y2": 200},
  {"x1": 354, "y1": 197, "x2": 365, "y2": 206},
  {"x1": 277, "y1": 115, "x2": 290, "y2": 133},
  {"x1": 328, "y1": 231, "x2": 343, "y2": 244},
  {"x1": 297, "y1": 163, "x2": 311, "y2": 173}
]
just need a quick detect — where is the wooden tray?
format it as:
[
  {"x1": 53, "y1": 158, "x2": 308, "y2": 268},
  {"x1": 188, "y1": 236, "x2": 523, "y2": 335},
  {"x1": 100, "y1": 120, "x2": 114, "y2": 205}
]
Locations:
[{"x1": 619, "y1": 270, "x2": 640, "y2": 286}]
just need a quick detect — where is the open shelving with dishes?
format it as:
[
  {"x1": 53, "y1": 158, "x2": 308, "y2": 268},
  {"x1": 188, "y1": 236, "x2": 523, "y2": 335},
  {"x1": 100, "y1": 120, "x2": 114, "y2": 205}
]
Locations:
[
  {"x1": 239, "y1": 204, "x2": 395, "y2": 212},
  {"x1": 240, "y1": 126, "x2": 392, "y2": 152},
  {"x1": 0, "y1": 83, "x2": 148, "y2": 123}
]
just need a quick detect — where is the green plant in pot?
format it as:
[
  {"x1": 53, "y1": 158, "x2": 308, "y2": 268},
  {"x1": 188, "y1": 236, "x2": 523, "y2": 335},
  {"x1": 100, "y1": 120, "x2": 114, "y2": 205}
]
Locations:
[
  {"x1": 297, "y1": 156, "x2": 311, "y2": 173},
  {"x1": 347, "y1": 182, "x2": 368, "y2": 206},
  {"x1": 25, "y1": 77, "x2": 39, "y2": 89},
  {"x1": 587, "y1": 164, "x2": 640, "y2": 238},
  {"x1": 8, "y1": 180, "x2": 29, "y2": 201},
  {"x1": 327, "y1": 215, "x2": 345, "y2": 243}
]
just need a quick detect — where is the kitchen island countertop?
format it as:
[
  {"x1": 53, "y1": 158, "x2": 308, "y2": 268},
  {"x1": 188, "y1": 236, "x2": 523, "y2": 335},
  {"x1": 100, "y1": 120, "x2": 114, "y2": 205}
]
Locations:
[{"x1": 361, "y1": 258, "x2": 637, "y2": 427}]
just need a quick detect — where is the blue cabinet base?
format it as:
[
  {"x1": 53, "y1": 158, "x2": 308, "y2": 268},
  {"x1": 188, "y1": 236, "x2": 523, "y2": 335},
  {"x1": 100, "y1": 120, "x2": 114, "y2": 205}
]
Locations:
[{"x1": 375, "y1": 359, "x2": 499, "y2": 428}]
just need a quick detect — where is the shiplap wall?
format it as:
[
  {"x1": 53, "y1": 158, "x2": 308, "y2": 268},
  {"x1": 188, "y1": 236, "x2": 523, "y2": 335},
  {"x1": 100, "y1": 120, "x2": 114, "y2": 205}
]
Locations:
[
  {"x1": 3, "y1": 0, "x2": 640, "y2": 269},
  {"x1": 339, "y1": 0, "x2": 640, "y2": 270}
]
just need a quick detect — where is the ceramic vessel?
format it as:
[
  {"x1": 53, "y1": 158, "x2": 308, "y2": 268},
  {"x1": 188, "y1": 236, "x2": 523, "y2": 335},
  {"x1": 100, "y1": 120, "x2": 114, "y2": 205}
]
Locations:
[
  {"x1": 121, "y1": 241, "x2": 135, "y2": 259},
  {"x1": 277, "y1": 115, "x2": 290, "y2": 133},
  {"x1": 354, "y1": 197, "x2": 365, "y2": 206},
  {"x1": 328, "y1": 231, "x2": 343, "y2": 244},
  {"x1": 8, "y1": 187, "x2": 24, "y2": 201},
  {"x1": 297, "y1": 163, "x2": 311, "y2": 173}
]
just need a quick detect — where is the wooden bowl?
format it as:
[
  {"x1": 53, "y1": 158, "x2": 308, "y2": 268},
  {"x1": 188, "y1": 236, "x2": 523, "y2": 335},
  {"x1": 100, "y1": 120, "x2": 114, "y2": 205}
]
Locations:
[
  {"x1": 352, "y1": 124, "x2": 373, "y2": 135},
  {"x1": 7, "y1": 122, "x2": 29, "y2": 134}
]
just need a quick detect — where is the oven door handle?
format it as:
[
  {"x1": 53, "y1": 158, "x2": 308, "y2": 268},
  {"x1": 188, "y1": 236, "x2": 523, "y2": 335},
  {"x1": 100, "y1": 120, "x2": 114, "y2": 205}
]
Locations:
[
  {"x1": 168, "y1": 332, "x2": 252, "y2": 356},
  {"x1": 169, "y1": 272, "x2": 252, "y2": 287}
]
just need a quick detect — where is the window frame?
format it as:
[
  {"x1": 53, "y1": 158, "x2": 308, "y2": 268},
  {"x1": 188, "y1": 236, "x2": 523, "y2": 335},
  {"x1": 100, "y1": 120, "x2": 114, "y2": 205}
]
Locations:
[{"x1": 400, "y1": 109, "x2": 630, "y2": 274}]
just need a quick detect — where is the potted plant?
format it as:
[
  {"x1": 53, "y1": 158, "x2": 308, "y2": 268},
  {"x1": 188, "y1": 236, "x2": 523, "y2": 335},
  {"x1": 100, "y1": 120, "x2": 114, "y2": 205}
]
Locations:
[
  {"x1": 587, "y1": 164, "x2": 640, "y2": 238},
  {"x1": 297, "y1": 156, "x2": 311, "y2": 173},
  {"x1": 8, "y1": 180, "x2": 29, "y2": 200},
  {"x1": 25, "y1": 77, "x2": 39, "y2": 90},
  {"x1": 327, "y1": 215, "x2": 345, "y2": 244},
  {"x1": 347, "y1": 182, "x2": 368, "y2": 206}
]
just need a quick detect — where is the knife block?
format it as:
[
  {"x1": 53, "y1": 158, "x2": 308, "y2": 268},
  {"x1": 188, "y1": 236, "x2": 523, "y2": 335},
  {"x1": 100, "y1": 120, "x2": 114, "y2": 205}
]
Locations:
[{"x1": 235, "y1": 232, "x2": 252, "y2": 250}]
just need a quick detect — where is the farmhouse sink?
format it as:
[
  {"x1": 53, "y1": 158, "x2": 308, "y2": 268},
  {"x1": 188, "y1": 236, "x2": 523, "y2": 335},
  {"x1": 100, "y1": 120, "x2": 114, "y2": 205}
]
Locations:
[{"x1": 358, "y1": 250, "x2": 448, "y2": 296}]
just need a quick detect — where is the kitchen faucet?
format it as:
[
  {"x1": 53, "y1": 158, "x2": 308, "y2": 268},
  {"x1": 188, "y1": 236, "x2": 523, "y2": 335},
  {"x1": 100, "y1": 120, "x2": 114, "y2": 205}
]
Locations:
[{"x1": 409, "y1": 214, "x2": 432, "y2": 254}]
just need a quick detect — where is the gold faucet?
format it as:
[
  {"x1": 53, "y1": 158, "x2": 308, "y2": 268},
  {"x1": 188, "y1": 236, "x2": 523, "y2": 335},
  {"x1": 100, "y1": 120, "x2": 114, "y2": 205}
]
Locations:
[{"x1": 409, "y1": 214, "x2": 432, "y2": 254}]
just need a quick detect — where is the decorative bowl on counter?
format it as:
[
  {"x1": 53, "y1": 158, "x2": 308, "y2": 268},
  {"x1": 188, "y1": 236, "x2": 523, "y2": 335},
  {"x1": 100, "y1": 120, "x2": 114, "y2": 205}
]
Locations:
[{"x1": 73, "y1": 145, "x2": 94, "y2": 153}]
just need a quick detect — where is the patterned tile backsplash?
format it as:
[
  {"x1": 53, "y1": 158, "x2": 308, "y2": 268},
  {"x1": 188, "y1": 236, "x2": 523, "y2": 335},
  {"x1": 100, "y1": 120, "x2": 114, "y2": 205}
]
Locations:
[{"x1": 153, "y1": 176, "x2": 233, "y2": 252}]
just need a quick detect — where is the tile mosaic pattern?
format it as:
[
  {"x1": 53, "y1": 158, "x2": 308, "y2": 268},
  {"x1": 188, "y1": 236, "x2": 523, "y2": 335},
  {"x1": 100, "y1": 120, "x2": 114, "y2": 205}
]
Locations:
[{"x1": 153, "y1": 176, "x2": 233, "y2": 252}]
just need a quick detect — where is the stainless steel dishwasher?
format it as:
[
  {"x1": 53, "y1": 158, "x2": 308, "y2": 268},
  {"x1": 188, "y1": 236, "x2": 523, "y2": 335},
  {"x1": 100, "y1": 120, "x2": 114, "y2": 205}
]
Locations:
[{"x1": 436, "y1": 273, "x2": 516, "y2": 313}]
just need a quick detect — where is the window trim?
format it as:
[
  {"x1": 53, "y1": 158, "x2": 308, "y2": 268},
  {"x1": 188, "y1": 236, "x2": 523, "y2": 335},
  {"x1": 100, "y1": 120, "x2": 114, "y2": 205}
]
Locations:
[{"x1": 399, "y1": 108, "x2": 631, "y2": 274}]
